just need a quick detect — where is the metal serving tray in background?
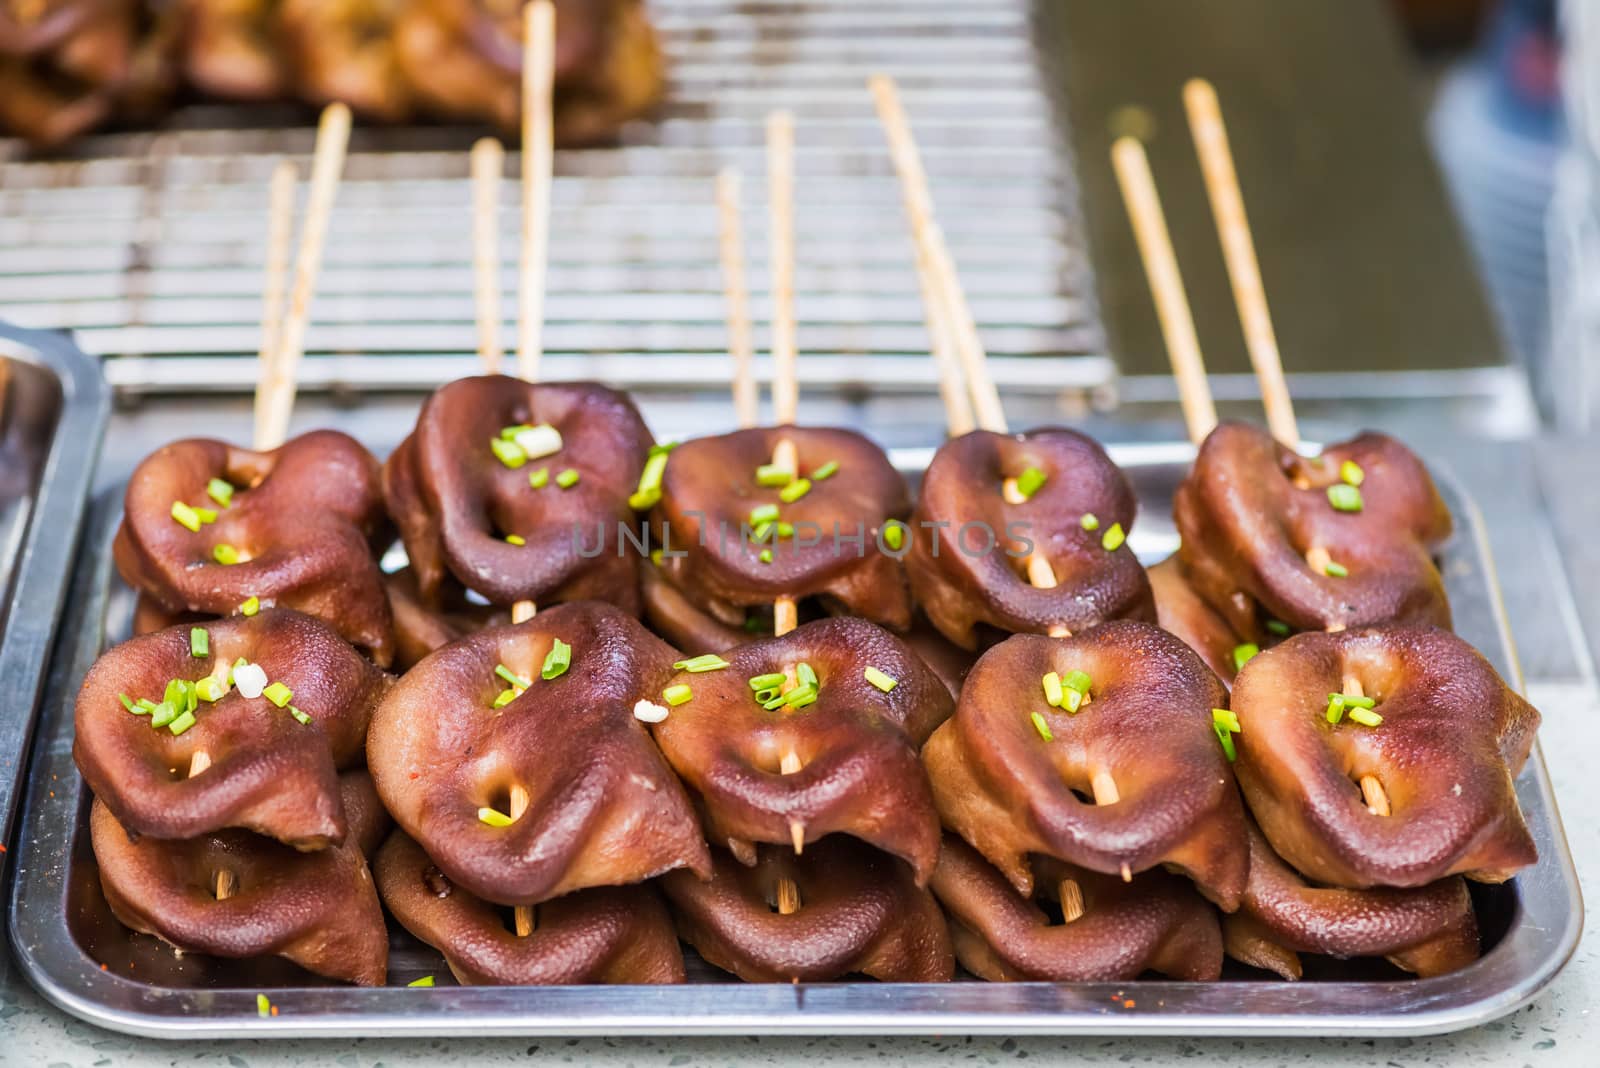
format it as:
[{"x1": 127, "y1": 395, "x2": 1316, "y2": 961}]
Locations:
[
  {"x1": 0, "y1": 322, "x2": 108, "y2": 865},
  {"x1": 6, "y1": 440, "x2": 1581, "y2": 1038}
]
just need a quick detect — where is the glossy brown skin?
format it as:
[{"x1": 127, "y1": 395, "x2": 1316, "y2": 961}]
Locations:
[
  {"x1": 279, "y1": 0, "x2": 413, "y2": 121},
  {"x1": 1174, "y1": 422, "x2": 1453, "y2": 639},
  {"x1": 74, "y1": 609, "x2": 391, "y2": 850},
  {"x1": 383, "y1": 567, "x2": 506, "y2": 672},
  {"x1": 661, "y1": 839, "x2": 953, "y2": 983},
  {"x1": 653, "y1": 426, "x2": 914, "y2": 629},
  {"x1": 922, "y1": 621, "x2": 1248, "y2": 909},
  {"x1": 0, "y1": 0, "x2": 130, "y2": 147},
  {"x1": 650, "y1": 616, "x2": 953, "y2": 883},
  {"x1": 639, "y1": 554, "x2": 754, "y2": 654},
  {"x1": 375, "y1": 830, "x2": 685, "y2": 986},
  {"x1": 1232, "y1": 626, "x2": 1540, "y2": 889},
  {"x1": 90, "y1": 771, "x2": 390, "y2": 986},
  {"x1": 114, "y1": 430, "x2": 394, "y2": 665},
  {"x1": 181, "y1": 0, "x2": 291, "y2": 101},
  {"x1": 1224, "y1": 822, "x2": 1479, "y2": 980},
  {"x1": 384, "y1": 376, "x2": 653, "y2": 614},
  {"x1": 367, "y1": 601, "x2": 710, "y2": 906},
  {"x1": 1148, "y1": 554, "x2": 1242, "y2": 686},
  {"x1": 909, "y1": 429, "x2": 1155, "y2": 650},
  {"x1": 930, "y1": 835, "x2": 1222, "y2": 982},
  {"x1": 902, "y1": 612, "x2": 978, "y2": 700}
]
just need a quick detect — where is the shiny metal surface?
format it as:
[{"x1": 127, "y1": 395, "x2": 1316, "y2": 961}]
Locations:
[{"x1": 5, "y1": 441, "x2": 1581, "y2": 1038}]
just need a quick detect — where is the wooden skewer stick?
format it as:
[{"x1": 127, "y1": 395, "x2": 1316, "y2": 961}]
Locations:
[
  {"x1": 517, "y1": 0, "x2": 555, "y2": 384},
  {"x1": 471, "y1": 137, "x2": 505, "y2": 374},
  {"x1": 509, "y1": 784, "x2": 535, "y2": 935},
  {"x1": 1058, "y1": 877, "x2": 1085, "y2": 924},
  {"x1": 1340, "y1": 676, "x2": 1391, "y2": 816},
  {"x1": 1109, "y1": 135, "x2": 1217, "y2": 447},
  {"x1": 1090, "y1": 768, "x2": 1132, "y2": 881},
  {"x1": 718, "y1": 168, "x2": 760, "y2": 430},
  {"x1": 1182, "y1": 79, "x2": 1298, "y2": 451},
  {"x1": 912, "y1": 220, "x2": 974, "y2": 436},
  {"x1": 259, "y1": 103, "x2": 352, "y2": 452},
  {"x1": 251, "y1": 160, "x2": 298, "y2": 452},
  {"x1": 779, "y1": 748, "x2": 805, "y2": 856},
  {"x1": 214, "y1": 868, "x2": 238, "y2": 901}
]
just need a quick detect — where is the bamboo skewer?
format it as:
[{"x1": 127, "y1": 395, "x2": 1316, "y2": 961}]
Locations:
[
  {"x1": 1057, "y1": 878, "x2": 1085, "y2": 924},
  {"x1": 471, "y1": 137, "x2": 505, "y2": 374},
  {"x1": 251, "y1": 160, "x2": 298, "y2": 451},
  {"x1": 517, "y1": 0, "x2": 555, "y2": 385},
  {"x1": 509, "y1": 784, "x2": 535, "y2": 935},
  {"x1": 718, "y1": 168, "x2": 760, "y2": 430}
]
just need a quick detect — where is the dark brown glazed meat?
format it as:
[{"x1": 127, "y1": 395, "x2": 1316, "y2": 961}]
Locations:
[
  {"x1": 90, "y1": 771, "x2": 391, "y2": 986},
  {"x1": 383, "y1": 567, "x2": 506, "y2": 672},
  {"x1": 930, "y1": 835, "x2": 1222, "y2": 982},
  {"x1": 367, "y1": 601, "x2": 710, "y2": 906},
  {"x1": 384, "y1": 376, "x2": 653, "y2": 614},
  {"x1": 1231, "y1": 626, "x2": 1539, "y2": 889},
  {"x1": 75, "y1": 609, "x2": 391, "y2": 849},
  {"x1": 0, "y1": 0, "x2": 131, "y2": 147},
  {"x1": 1174, "y1": 421, "x2": 1453, "y2": 639},
  {"x1": 652, "y1": 426, "x2": 913, "y2": 629},
  {"x1": 1224, "y1": 822, "x2": 1478, "y2": 980},
  {"x1": 650, "y1": 617, "x2": 952, "y2": 883},
  {"x1": 660, "y1": 838, "x2": 953, "y2": 983},
  {"x1": 280, "y1": 0, "x2": 413, "y2": 121},
  {"x1": 902, "y1": 612, "x2": 977, "y2": 699},
  {"x1": 908, "y1": 429, "x2": 1155, "y2": 649},
  {"x1": 639, "y1": 552, "x2": 753, "y2": 653},
  {"x1": 922, "y1": 621, "x2": 1248, "y2": 909},
  {"x1": 181, "y1": 0, "x2": 291, "y2": 101},
  {"x1": 114, "y1": 430, "x2": 394, "y2": 665},
  {"x1": 1148, "y1": 554, "x2": 1243, "y2": 685},
  {"x1": 375, "y1": 830, "x2": 685, "y2": 985}
]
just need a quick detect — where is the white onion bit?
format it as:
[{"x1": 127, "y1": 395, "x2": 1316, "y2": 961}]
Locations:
[
  {"x1": 633, "y1": 699, "x2": 669, "y2": 724},
  {"x1": 233, "y1": 663, "x2": 269, "y2": 699}
]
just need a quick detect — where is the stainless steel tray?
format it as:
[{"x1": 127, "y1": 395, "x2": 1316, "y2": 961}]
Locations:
[
  {"x1": 0, "y1": 321, "x2": 108, "y2": 868},
  {"x1": 5, "y1": 441, "x2": 1582, "y2": 1037}
]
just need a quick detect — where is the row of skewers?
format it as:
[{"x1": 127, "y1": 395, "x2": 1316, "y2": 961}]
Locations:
[{"x1": 71, "y1": 6, "x2": 1541, "y2": 990}]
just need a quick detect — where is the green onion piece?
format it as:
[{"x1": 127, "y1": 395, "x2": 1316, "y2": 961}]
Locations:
[
  {"x1": 1265, "y1": 619, "x2": 1292, "y2": 637},
  {"x1": 1337, "y1": 692, "x2": 1376, "y2": 709},
  {"x1": 500, "y1": 424, "x2": 534, "y2": 441},
  {"x1": 171, "y1": 501, "x2": 202, "y2": 532},
  {"x1": 512, "y1": 424, "x2": 563, "y2": 460},
  {"x1": 257, "y1": 994, "x2": 272, "y2": 1018},
  {"x1": 1041, "y1": 671, "x2": 1063, "y2": 707},
  {"x1": 1062, "y1": 669, "x2": 1092, "y2": 694},
  {"x1": 1101, "y1": 522, "x2": 1126, "y2": 552},
  {"x1": 1030, "y1": 711, "x2": 1054, "y2": 742},
  {"x1": 240, "y1": 595, "x2": 260, "y2": 617},
  {"x1": 1348, "y1": 707, "x2": 1384, "y2": 728},
  {"x1": 490, "y1": 438, "x2": 526, "y2": 468},
  {"x1": 753, "y1": 687, "x2": 780, "y2": 704},
  {"x1": 478, "y1": 807, "x2": 515, "y2": 828},
  {"x1": 633, "y1": 450, "x2": 670, "y2": 505},
  {"x1": 190, "y1": 627, "x2": 209, "y2": 658},
  {"x1": 1080, "y1": 513, "x2": 1099, "y2": 531},
  {"x1": 505, "y1": 534, "x2": 526, "y2": 546},
  {"x1": 779, "y1": 478, "x2": 812, "y2": 504},
  {"x1": 1214, "y1": 721, "x2": 1237, "y2": 761},
  {"x1": 288, "y1": 705, "x2": 312, "y2": 726},
  {"x1": 194, "y1": 507, "x2": 218, "y2": 524},
  {"x1": 119, "y1": 692, "x2": 139, "y2": 713},
  {"x1": 663, "y1": 683, "x2": 693, "y2": 706},
  {"x1": 529, "y1": 467, "x2": 550, "y2": 489},
  {"x1": 751, "y1": 520, "x2": 775, "y2": 543},
  {"x1": 1324, "y1": 561, "x2": 1349, "y2": 578},
  {"x1": 207, "y1": 478, "x2": 235, "y2": 507},
  {"x1": 865, "y1": 666, "x2": 897, "y2": 693},
  {"x1": 749, "y1": 673, "x2": 787, "y2": 691},
  {"x1": 495, "y1": 663, "x2": 533, "y2": 690},
  {"x1": 1327, "y1": 483, "x2": 1364, "y2": 512},
  {"x1": 674, "y1": 654, "x2": 731, "y2": 673},
  {"x1": 164, "y1": 678, "x2": 195, "y2": 713},
  {"x1": 408, "y1": 976, "x2": 435, "y2": 988},
  {"x1": 195, "y1": 677, "x2": 229, "y2": 702},
  {"x1": 759, "y1": 548, "x2": 773, "y2": 564},
  {"x1": 213, "y1": 543, "x2": 241, "y2": 565},
  {"x1": 783, "y1": 685, "x2": 818, "y2": 709},
  {"x1": 756, "y1": 463, "x2": 793, "y2": 487},
  {"x1": 749, "y1": 503, "x2": 781, "y2": 526},
  {"x1": 1340, "y1": 460, "x2": 1365, "y2": 486},
  {"x1": 1325, "y1": 694, "x2": 1346, "y2": 724},
  {"x1": 492, "y1": 688, "x2": 517, "y2": 709},
  {"x1": 796, "y1": 662, "x2": 818, "y2": 689},
  {"x1": 1212, "y1": 707, "x2": 1241, "y2": 734},
  {"x1": 262, "y1": 682, "x2": 293, "y2": 708},
  {"x1": 627, "y1": 489, "x2": 658, "y2": 511},
  {"x1": 882, "y1": 520, "x2": 905, "y2": 551},
  {"x1": 777, "y1": 521, "x2": 796, "y2": 539},
  {"x1": 649, "y1": 548, "x2": 664, "y2": 567},
  {"x1": 136, "y1": 698, "x2": 158, "y2": 713},
  {"x1": 810, "y1": 460, "x2": 839, "y2": 481},
  {"x1": 1232, "y1": 643, "x2": 1260, "y2": 672},
  {"x1": 650, "y1": 441, "x2": 678, "y2": 458},
  {"x1": 168, "y1": 710, "x2": 197, "y2": 736},
  {"x1": 1062, "y1": 687, "x2": 1084, "y2": 714},
  {"x1": 762, "y1": 692, "x2": 789, "y2": 711},
  {"x1": 1014, "y1": 466, "x2": 1047, "y2": 500},
  {"x1": 541, "y1": 639, "x2": 572, "y2": 680},
  {"x1": 555, "y1": 468, "x2": 580, "y2": 489},
  {"x1": 149, "y1": 701, "x2": 178, "y2": 728}
]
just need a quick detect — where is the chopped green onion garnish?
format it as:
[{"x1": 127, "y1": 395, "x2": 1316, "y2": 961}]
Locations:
[
  {"x1": 541, "y1": 639, "x2": 572, "y2": 680},
  {"x1": 1080, "y1": 513, "x2": 1099, "y2": 531},
  {"x1": 751, "y1": 520, "x2": 775, "y2": 543},
  {"x1": 1214, "y1": 721, "x2": 1237, "y2": 761},
  {"x1": 761, "y1": 691, "x2": 789, "y2": 711},
  {"x1": 408, "y1": 976, "x2": 435, "y2": 988},
  {"x1": 1340, "y1": 460, "x2": 1365, "y2": 486},
  {"x1": 630, "y1": 450, "x2": 671, "y2": 509},
  {"x1": 529, "y1": 467, "x2": 549, "y2": 489},
  {"x1": 1062, "y1": 687, "x2": 1084, "y2": 714},
  {"x1": 1265, "y1": 619, "x2": 1291, "y2": 637},
  {"x1": 777, "y1": 521, "x2": 796, "y2": 539},
  {"x1": 1327, "y1": 484, "x2": 1363, "y2": 512},
  {"x1": 495, "y1": 664, "x2": 533, "y2": 689},
  {"x1": 1042, "y1": 671, "x2": 1063, "y2": 707},
  {"x1": 1030, "y1": 711, "x2": 1054, "y2": 741},
  {"x1": 207, "y1": 478, "x2": 235, "y2": 507},
  {"x1": 190, "y1": 627, "x2": 209, "y2": 658},
  {"x1": 650, "y1": 441, "x2": 678, "y2": 458},
  {"x1": 505, "y1": 534, "x2": 526, "y2": 546},
  {"x1": 168, "y1": 710, "x2": 197, "y2": 736},
  {"x1": 492, "y1": 688, "x2": 518, "y2": 709},
  {"x1": 287, "y1": 705, "x2": 312, "y2": 726},
  {"x1": 649, "y1": 548, "x2": 664, "y2": 567},
  {"x1": 118, "y1": 692, "x2": 138, "y2": 713},
  {"x1": 1014, "y1": 466, "x2": 1047, "y2": 500},
  {"x1": 756, "y1": 463, "x2": 793, "y2": 487},
  {"x1": 165, "y1": 678, "x2": 196, "y2": 714},
  {"x1": 490, "y1": 438, "x2": 527, "y2": 469},
  {"x1": 810, "y1": 460, "x2": 839, "y2": 481},
  {"x1": 500, "y1": 424, "x2": 534, "y2": 441},
  {"x1": 213, "y1": 543, "x2": 241, "y2": 565},
  {"x1": 512, "y1": 424, "x2": 563, "y2": 460},
  {"x1": 149, "y1": 701, "x2": 178, "y2": 728},
  {"x1": 1062, "y1": 670, "x2": 1092, "y2": 694},
  {"x1": 753, "y1": 687, "x2": 780, "y2": 704},
  {"x1": 136, "y1": 697, "x2": 159, "y2": 713},
  {"x1": 796, "y1": 662, "x2": 818, "y2": 689},
  {"x1": 674, "y1": 654, "x2": 731, "y2": 673},
  {"x1": 783, "y1": 685, "x2": 818, "y2": 709},
  {"x1": 865, "y1": 666, "x2": 897, "y2": 692},
  {"x1": 555, "y1": 468, "x2": 580, "y2": 489},
  {"x1": 1325, "y1": 694, "x2": 1346, "y2": 724},
  {"x1": 1232, "y1": 643, "x2": 1259, "y2": 672},
  {"x1": 194, "y1": 507, "x2": 218, "y2": 524},
  {"x1": 663, "y1": 683, "x2": 693, "y2": 706},
  {"x1": 196, "y1": 677, "x2": 229, "y2": 702},
  {"x1": 171, "y1": 501, "x2": 202, "y2": 532},
  {"x1": 1328, "y1": 691, "x2": 1375, "y2": 709},
  {"x1": 478, "y1": 807, "x2": 515, "y2": 828},
  {"x1": 882, "y1": 520, "x2": 905, "y2": 551},
  {"x1": 749, "y1": 503, "x2": 780, "y2": 526},
  {"x1": 749, "y1": 673, "x2": 787, "y2": 691},
  {"x1": 262, "y1": 682, "x2": 293, "y2": 708},
  {"x1": 257, "y1": 994, "x2": 272, "y2": 1017},
  {"x1": 1213, "y1": 708, "x2": 1241, "y2": 733},
  {"x1": 1348, "y1": 707, "x2": 1384, "y2": 728},
  {"x1": 779, "y1": 478, "x2": 812, "y2": 504},
  {"x1": 240, "y1": 595, "x2": 260, "y2": 617},
  {"x1": 1101, "y1": 523, "x2": 1126, "y2": 552},
  {"x1": 759, "y1": 548, "x2": 773, "y2": 564},
  {"x1": 1324, "y1": 561, "x2": 1348, "y2": 578}
]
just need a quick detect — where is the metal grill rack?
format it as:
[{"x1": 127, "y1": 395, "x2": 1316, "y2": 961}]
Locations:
[{"x1": 0, "y1": 0, "x2": 1111, "y2": 402}]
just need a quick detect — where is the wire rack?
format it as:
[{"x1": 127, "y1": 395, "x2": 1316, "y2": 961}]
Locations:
[{"x1": 0, "y1": 0, "x2": 1111, "y2": 400}]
